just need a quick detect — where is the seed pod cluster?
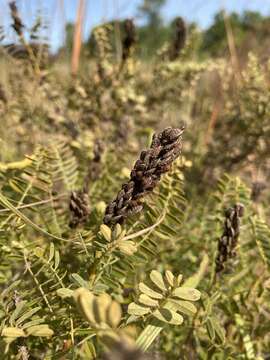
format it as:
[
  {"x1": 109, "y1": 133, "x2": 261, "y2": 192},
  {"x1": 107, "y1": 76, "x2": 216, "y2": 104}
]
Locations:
[
  {"x1": 69, "y1": 190, "x2": 90, "y2": 228},
  {"x1": 122, "y1": 19, "x2": 136, "y2": 63},
  {"x1": 215, "y1": 204, "x2": 244, "y2": 273},
  {"x1": 9, "y1": 2, "x2": 24, "y2": 36},
  {"x1": 170, "y1": 17, "x2": 186, "y2": 61},
  {"x1": 104, "y1": 126, "x2": 184, "y2": 226}
]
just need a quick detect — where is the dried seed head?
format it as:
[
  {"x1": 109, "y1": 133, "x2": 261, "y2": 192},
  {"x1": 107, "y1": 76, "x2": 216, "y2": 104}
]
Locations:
[
  {"x1": 9, "y1": 2, "x2": 24, "y2": 36},
  {"x1": 122, "y1": 18, "x2": 136, "y2": 63},
  {"x1": 103, "y1": 126, "x2": 184, "y2": 226},
  {"x1": 215, "y1": 203, "x2": 244, "y2": 273},
  {"x1": 170, "y1": 17, "x2": 186, "y2": 61},
  {"x1": 69, "y1": 190, "x2": 90, "y2": 228}
]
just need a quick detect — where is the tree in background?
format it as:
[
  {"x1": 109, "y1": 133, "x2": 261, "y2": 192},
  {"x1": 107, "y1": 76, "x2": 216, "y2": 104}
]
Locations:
[
  {"x1": 201, "y1": 11, "x2": 244, "y2": 57},
  {"x1": 201, "y1": 10, "x2": 270, "y2": 61},
  {"x1": 62, "y1": 7, "x2": 270, "y2": 63},
  {"x1": 138, "y1": 0, "x2": 165, "y2": 28},
  {"x1": 137, "y1": 0, "x2": 169, "y2": 58},
  {"x1": 65, "y1": 23, "x2": 74, "y2": 56}
]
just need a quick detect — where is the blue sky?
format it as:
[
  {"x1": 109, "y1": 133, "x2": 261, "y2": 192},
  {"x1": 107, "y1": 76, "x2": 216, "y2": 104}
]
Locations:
[{"x1": 1, "y1": 0, "x2": 269, "y2": 52}]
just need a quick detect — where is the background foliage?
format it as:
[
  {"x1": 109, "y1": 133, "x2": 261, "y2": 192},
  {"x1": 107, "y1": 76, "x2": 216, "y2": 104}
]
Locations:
[{"x1": 0, "y1": 1, "x2": 270, "y2": 359}]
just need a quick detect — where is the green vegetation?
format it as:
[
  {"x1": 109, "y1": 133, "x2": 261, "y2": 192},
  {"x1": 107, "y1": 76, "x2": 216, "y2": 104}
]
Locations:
[{"x1": 0, "y1": 1, "x2": 270, "y2": 359}]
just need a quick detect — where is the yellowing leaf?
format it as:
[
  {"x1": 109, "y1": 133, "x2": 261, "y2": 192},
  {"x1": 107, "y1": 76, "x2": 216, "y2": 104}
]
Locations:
[
  {"x1": 177, "y1": 274, "x2": 183, "y2": 286},
  {"x1": 95, "y1": 201, "x2": 106, "y2": 214},
  {"x1": 92, "y1": 293, "x2": 112, "y2": 324},
  {"x1": 2, "y1": 327, "x2": 26, "y2": 338},
  {"x1": 117, "y1": 240, "x2": 137, "y2": 256},
  {"x1": 106, "y1": 301, "x2": 122, "y2": 328},
  {"x1": 153, "y1": 308, "x2": 183, "y2": 325},
  {"x1": 112, "y1": 223, "x2": 122, "y2": 240},
  {"x1": 26, "y1": 325, "x2": 54, "y2": 337},
  {"x1": 100, "y1": 224, "x2": 112, "y2": 242},
  {"x1": 74, "y1": 288, "x2": 96, "y2": 325},
  {"x1": 167, "y1": 299, "x2": 197, "y2": 316},
  {"x1": 165, "y1": 270, "x2": 175, "y2": 287},
  {"x1": 150, "y1": 270, "x2": 167, "y2": 292}
]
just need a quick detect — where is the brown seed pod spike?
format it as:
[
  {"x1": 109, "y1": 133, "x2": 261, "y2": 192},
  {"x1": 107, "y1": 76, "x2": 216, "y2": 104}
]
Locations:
[
  {"x1": 215, "y1": 203, "x2": 244, "y2": 273},
  {"x1": 122, "y1": 19, "x2": 136, "y2": 63},
  {"x1": 103, "y1": 126, "x2": 185, "y2": 226},
  {"x1": 170, "y1": 17, "x2": 186, "y2": 61},
  {"x1": 69, "y1": 190, "x2": 90, "y2": 228},
  {"x1": 9, "y1": 2, "x2": 24, "y2": 36}
]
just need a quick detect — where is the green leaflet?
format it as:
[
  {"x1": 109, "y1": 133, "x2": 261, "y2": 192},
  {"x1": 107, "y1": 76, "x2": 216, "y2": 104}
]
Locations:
[
  {"x1": 206, "y1": 318, "x2": 215, "y2": 341},
  {"x1": 25, "y1": 324, "x2": 54, "y2": 337},
  {"x1": 138, "y1": 282, "x2": 163, "y2": 299},
  {"x1": 165, "y1": 270, "x2": 175, "y2": 287},
  {"x1": 136, "y1": 322, "x2": 163, "y2": 352},
  {"x1": 74, "y1": 288, "x2": 122, "y2": 329},
  {"x1": 1, "y1": 327, "x2": 26, "y2": 338},
  {"x1": 172, "y1": 287, "x2": 201, "y2": 301},
  {"x1": 100, "y1": 224, "x2": 112, "y2": 242},
  {"x1": 117, "y1": 240, "x2": 137, "y2": 256},
  {"x1": 153, "y1": 308, "x2": 183, "y2": 325},
  {"x1": 183, "y1": 253, "x2": 209, "y2": 288},
  {"x1": 128, "y1": 302, "x2": 151, "y2": 316},
  {"x1": 56, "y1": 288, "x2": 74, "y2": 298},
  {"x1": 106, "y1": 300, "x2": 122, "y2": 328},
  {"x1": 210, "y1": 316, "x2": 225, "y2": 344},
  {"x1": 15, "y1": 307, "x2": 41, "y2": 326},
  {"x1": 139, "y1": 294, "x2": 159, "y2": 307},
  {"x1": 167, "y1": 299, "x2": 197, "y2": 316},
  {"x1": 133, "y1": 269, "x2": 201, "y2": 352},
  {"x1": 70, "y1": 273, "x2": 89, "y2": 288},
  {"x1": 235, "y1": 313, "x2": 255, "y2": 359},
  {"x1": 251, "y1": 216, "x2": 270, "y2": 269},
  {"x1": 10, "y1": 301, "x2": 27, "y2": 324}
]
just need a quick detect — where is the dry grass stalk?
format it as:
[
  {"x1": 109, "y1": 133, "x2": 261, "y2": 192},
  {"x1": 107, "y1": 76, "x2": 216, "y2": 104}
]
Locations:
[{"x1": 71, "y1": 0, "x2": 85, "y2": 76}]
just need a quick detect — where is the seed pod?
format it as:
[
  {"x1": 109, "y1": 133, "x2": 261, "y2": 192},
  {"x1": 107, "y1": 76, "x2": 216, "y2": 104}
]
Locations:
[
  {"x1": 215, "y1": 203, "x2": 244, "y2": 273},
  {"x1": 9, "y1": 2, "x2": 24, "y2": 36},
  {"x1": 122, "y1": 19, "x2": 136, "y2": 63},
  {"x1": 170, "y1": 17, "x2": 186, "y2": 61},
  {"x1": 69, "y1": 190, "x2": 90, "y2": 228},
  {"x1": 104, "y1": 126, "x2": 185, "y2": 226}
]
